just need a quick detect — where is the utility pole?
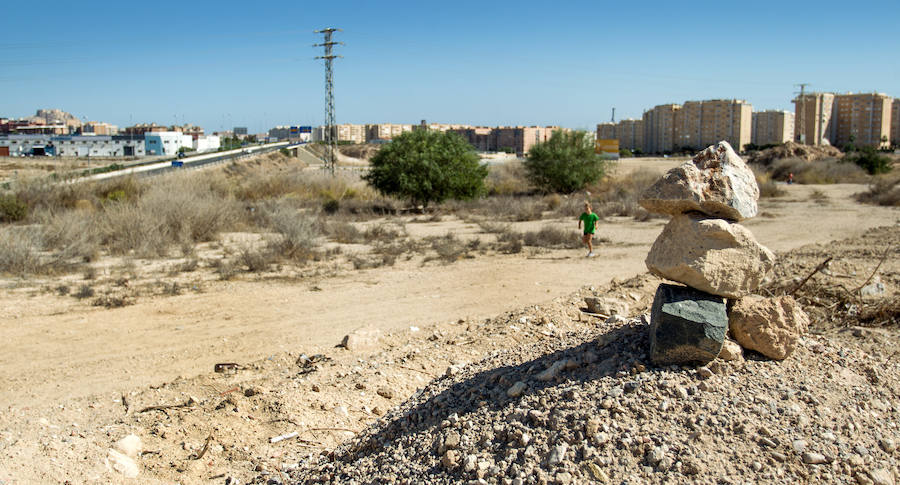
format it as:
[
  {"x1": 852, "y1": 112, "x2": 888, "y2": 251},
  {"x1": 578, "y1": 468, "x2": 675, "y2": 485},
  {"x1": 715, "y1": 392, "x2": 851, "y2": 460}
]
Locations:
[
  {"x1": 314, "y1": 28, "x2": 343, "y2": 176},
  {"x1": 794, "y1": 83, "x2": 809, "y2": 144}
]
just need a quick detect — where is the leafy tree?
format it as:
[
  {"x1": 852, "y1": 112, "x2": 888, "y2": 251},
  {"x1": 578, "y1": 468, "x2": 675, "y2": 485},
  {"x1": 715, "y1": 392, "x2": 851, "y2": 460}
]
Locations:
[
  {"x1": 364, "y1": 130, "x2": 488, "y2": 207},
  {"x1": 524, "y1": 130, "x2": 608, "y2": 193}
]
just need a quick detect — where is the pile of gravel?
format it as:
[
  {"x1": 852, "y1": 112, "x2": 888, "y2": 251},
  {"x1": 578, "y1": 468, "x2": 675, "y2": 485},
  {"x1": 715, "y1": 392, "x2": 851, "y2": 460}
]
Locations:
[{"x1": 274, "y1": 311, "x2": 899, "y2": 485}]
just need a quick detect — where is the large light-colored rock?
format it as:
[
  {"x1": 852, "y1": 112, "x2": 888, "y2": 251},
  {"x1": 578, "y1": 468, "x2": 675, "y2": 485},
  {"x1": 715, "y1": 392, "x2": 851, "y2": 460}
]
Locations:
[
  {"x1": 639, "y1": 141, "x2": 759, "y2": 220},
  {"x1": 728, "y1": 295, "x2": 810, "y2": 360},
  {"x1": 645, "y1": 214, "x2": 775, "y2": 298},
  {"x1": 584, "y1": 297, "x2": 629, "y2": 316}
]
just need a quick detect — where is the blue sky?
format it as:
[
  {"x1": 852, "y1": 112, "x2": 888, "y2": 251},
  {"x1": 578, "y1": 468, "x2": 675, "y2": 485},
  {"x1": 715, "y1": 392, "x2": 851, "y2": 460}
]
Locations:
[{"x1": 3, "y1": 0, "x2": 898, "y2": 134}]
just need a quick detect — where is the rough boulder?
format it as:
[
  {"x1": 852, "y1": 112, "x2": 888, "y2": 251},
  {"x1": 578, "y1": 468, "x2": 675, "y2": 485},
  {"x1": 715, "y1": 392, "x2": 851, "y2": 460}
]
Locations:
[
  {"x1": 728, "y1": 295, "x2": 810, "y2": 360},
  {"x1": 639, "y1": 141, "x2": 759, "y2": 220},
  {"x1": 645, "y1": 214, "x2": 775, "y2": 298},
  {"x1": 649, "y1": 284, "x2": 728, "y2": 365}
]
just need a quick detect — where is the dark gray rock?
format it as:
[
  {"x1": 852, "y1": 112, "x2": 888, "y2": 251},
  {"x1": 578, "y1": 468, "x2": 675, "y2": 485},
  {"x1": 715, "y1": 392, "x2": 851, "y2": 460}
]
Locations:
[{"x1": 649, "y1": 284, "x2": 727, "y2": 365}]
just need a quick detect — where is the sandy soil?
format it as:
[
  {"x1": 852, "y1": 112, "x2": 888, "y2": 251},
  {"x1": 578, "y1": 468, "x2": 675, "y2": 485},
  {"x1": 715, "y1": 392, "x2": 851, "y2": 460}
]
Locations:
[{"x1": 0, "y1": 182, "x2": 897, "y2": 483}]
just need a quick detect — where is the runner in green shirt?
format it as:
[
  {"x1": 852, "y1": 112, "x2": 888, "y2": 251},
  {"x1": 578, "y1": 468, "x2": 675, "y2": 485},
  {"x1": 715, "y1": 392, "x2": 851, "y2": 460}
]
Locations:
[{"x1": 578, "y1": 202, "x2": 600, "y2": 257}]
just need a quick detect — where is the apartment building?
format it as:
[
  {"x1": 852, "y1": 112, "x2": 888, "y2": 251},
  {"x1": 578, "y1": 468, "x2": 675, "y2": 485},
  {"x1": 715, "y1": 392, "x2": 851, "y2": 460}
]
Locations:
[
  {"x1": 596, "y1": 122, "x2": 617, "y2": 141},
  {"x1": 751, "y1": 110, "x2": 794, "y2": 146},
  {"x1": 793, "y1": 93, "x2": 836, "y2": 146},
  {"x1": 366, "y1": 123, "x2": 413, "y2": 142},
  {"x1": 642, "y1": 104, "x2": 681, "y2": 153},
  {"x1": 832, "y1": 93, "x2": 892, "y2": 148},
  {"x1": 617, "y1": 119, "x2": 644, "y2": 151},
  {"x1": 892, "y1": 98, "x2": 900, "y2": 146},
  {"x1": 335, "y1": 124, "x2": 366, "y2": 144},
  {"x1": 452, "y1": 126, "x2": 559, "y2": 157},
  {"x1": 675, "y1": 99, "x2": 752, "y2": 151},
  {"x1": 415, "y1": 122, "x2": 473, "y2": 132},
  {"x1": 81, "y1": 121, "x2": 118, "y2": 136}
]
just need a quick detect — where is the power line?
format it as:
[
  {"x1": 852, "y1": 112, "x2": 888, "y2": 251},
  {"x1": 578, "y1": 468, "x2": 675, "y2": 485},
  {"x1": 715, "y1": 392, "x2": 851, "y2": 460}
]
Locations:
[{"x1": 314, "y1": 28, "x2": 343, "y2": 176}]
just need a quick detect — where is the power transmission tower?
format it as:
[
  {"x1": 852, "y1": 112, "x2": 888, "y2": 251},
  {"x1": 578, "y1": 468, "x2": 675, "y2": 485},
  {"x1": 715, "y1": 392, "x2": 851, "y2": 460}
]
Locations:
[
  {"x1": 794, "y1": 83, "x2": 809, "y2": 144},
  {"x1": 314, "y1": 28, "x2": 343, "y2": 176}
]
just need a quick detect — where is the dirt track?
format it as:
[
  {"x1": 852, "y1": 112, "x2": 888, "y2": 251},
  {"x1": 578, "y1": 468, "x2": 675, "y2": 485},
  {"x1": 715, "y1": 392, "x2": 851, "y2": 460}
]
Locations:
[{"x1": 0, "y1": 183, "x2": 896, "y2": 411}]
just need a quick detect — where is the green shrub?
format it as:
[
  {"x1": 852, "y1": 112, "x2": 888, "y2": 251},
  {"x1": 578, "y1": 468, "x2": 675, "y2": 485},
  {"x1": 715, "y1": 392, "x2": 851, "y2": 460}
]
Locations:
[
  {"x1": 0, "y1": 194, "x2": 28, "y2": 222},
  {"x1": 364, "y1": 130, "x2": 488, "y2": 208},
  {"x1": 843, "y1": 147, "x2": 892, "y2": 175},
  {"x1": 524, "y1": 130, "x2": 608, "y2": 193}
]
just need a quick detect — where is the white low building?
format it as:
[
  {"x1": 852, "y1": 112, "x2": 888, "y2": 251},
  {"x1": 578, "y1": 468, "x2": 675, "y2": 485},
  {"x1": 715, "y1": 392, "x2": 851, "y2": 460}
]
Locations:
[
  {"x1": 144, "y1": 132, "x2": 193, "y2": 156},
  {"x1": 0, "y1": 134, "x2": 146, "y2": 157},
  {"x1": 193, "y1": 135, "x2": 220, "y2": 153}
]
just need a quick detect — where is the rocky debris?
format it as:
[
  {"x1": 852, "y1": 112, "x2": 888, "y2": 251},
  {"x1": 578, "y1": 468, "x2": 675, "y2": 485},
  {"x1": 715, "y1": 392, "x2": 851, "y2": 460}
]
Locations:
[
  {"x1": 584, "y1": 296, "x2": 629, "y2": 316},
  {"x1": 866, "y1": 468, "x2": 896, "y2": 485},
  {"x1": 282, "y1": 294, "x2": 900, "y2": 485},
  {"x1": 718, "y1": 339, "x2": 743, "y2": 361},
  {"x1": 640, "y1": 141, "x2": 759, "y2": 221},
  {"x1": 115, "y1": 434, "x2": 142, "y2": 458},
  {"x1": 648, "y1": 284, "x2": 727, "y2": 365},
  {"x1": 747, "y1": 141, "x2": 843, "y2": 165},
  {"x1": 506, "y1": 381, "x2": 527, "y2": 398},
  {"x1": 339, "y1": 326, "x2": 382, "y2": 351},
  {"x1": 860, "y1": 277, "x2": 887, "y2": 298},
  {"x1": 729, "y1": 295, "x2": 811, "y2": 360},
  {"x1": 376, "y1": 387, "x2": 394, "y2": 400},
  {"x1": 645, "y1": 214, "x2": 775, "y2": 298},
  {"x1": 106, "y1": 448, "x2": 140, "y2": 478}
]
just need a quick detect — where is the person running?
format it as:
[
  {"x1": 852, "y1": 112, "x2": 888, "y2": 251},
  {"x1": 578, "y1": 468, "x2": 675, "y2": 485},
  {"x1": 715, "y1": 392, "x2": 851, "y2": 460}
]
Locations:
[{"x1": 578, "y1": 202, "x2": 600, "y2": 257}]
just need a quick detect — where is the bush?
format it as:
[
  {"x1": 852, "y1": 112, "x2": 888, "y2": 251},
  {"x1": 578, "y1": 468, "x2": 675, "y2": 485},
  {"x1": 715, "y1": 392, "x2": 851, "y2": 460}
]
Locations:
[
  {"x1": 524, "y1": 130, "x2": 608, "y2": 193},
  {"x1": 522, "y1": 226, "x2": 581, "y2": 249},
  {"x1": 364, "y1": 130, "x2": 488, "y2": 208},
  {"x1": 260, "y1": 202, "x2": 320, "y2": 261},
  {"x1": 843, "y1": 147, "x2": 892, "y2": 175},
  {"x1": 767, "y1": 158, "x2": 869, "y2": 184},
  {"x1": 486, "y1": 161, "x2": 532, "y2": 196},
  {"x1": 0, "y1": 194, "x2": 28, "y2": 222},
  {"x1": 0, "y1": 227, "x2": 43, "y2": 275},
  {"x1": 856, "y1": 172, "x2": 900, "y2": 206},
  {"x1": 99, "y1": 174, "x2": 240, "y2": 257}
]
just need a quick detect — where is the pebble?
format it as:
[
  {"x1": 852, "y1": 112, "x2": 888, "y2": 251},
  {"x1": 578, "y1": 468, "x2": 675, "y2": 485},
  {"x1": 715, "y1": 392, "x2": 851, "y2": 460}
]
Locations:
[
  {"x1": 507, "y1": 382, "x2": 527, "y2": 398},
  {"x1": 547, "y1": 443, "x2": 568, "y2": 466},
  {"x1": 792, "y1": 439, "x2": 808, "y2": 453},
  {"x1": 802, "y1": 452, "x2": 828, "y2": 464},
  {"x1": 376, "y1": 387, "x2": 394, "y2": 399},
  {"x1": 867, "y1": 468, "x2": 895, "y2": 485},
  {"x1": 441, "y1": 450, "x2": 459, "y2": 469},
  {"x1": 697, "y1": 367, "x2": 713, "y2": 379},
  {"x1": 879, "y1": 439, "x2": 896, "y2": 453},
  {"x1": 444, "y1": 431, "x2": 460, "y2": 450}
]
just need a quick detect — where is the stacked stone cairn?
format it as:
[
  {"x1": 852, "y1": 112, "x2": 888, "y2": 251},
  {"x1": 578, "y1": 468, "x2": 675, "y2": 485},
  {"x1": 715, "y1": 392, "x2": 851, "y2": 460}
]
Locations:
[{"x1": 639, "y1": 141, "x2": 810, "y2": 365}]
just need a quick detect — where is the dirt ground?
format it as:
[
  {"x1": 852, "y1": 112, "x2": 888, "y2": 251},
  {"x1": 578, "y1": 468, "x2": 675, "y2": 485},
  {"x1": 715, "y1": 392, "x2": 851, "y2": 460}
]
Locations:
[{"x1": 0, "y1": 175, "x2": 897, "y2": 483}]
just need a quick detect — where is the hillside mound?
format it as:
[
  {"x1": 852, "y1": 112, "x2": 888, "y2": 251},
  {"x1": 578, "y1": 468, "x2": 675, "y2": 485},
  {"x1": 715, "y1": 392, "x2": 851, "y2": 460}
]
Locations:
[
  {"x1": 284, "y1": 227, "x2": 899, "y2": 485},
  {"x1": 748, "y1": 142, "x2": 843, "y2": 166}
]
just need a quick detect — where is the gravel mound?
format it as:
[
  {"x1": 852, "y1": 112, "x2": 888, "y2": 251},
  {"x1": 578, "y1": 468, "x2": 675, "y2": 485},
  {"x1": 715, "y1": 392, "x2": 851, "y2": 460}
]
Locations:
[
  {"x1": 285, "y1": 322, "x2": 898, "y2": 483},
  {"x1": 267, "y1": 226, "x2": 900, "y2": 485}
]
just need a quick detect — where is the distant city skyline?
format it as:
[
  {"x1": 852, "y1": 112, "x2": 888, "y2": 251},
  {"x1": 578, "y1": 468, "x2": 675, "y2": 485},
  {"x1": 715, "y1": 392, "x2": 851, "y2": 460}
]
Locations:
[{"x1": 3, "y1": 0, "x2": 898, "y2": 133}]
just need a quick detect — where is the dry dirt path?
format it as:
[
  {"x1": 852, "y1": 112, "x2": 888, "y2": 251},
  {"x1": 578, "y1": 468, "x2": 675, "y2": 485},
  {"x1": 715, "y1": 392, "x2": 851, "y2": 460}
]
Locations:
[{"x1": 0, "y1": 183, "x2": 896, "y2": 411}]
